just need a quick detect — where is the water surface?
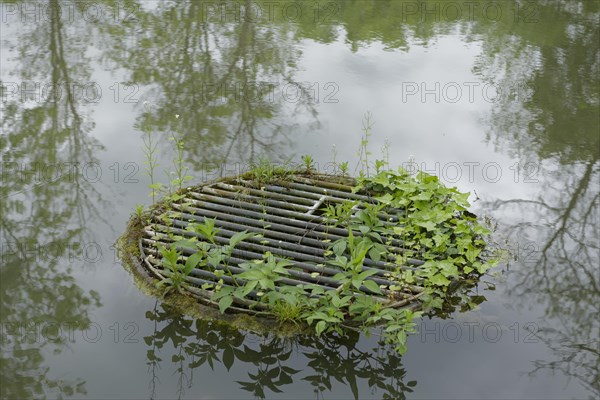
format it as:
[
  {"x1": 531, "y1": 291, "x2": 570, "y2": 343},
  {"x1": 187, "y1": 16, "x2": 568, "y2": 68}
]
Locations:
[{"x1": 1, "y1": 1, "x2": 598, "y2": 399}]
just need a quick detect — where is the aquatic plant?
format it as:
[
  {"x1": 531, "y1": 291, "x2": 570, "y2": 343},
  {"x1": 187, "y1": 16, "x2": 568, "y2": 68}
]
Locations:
[
  {"x1": 301, "y1": 154, "x2": 316, "y2": 173},
  {"x1": 245, "y1": 157, "x2": 294, "y2": 185},
  {"x1": 356, "y1": 111, "x2": 374, "y2": 177},
  {"x1": 165, "y1": 115, "x2": 193, "y2": 201},
  {"x1": 154, "y1": 244, "x2": 202, "y2": 297},
  {"x1": 141, "y1": 102, "x2": 162, "y2": 204}
]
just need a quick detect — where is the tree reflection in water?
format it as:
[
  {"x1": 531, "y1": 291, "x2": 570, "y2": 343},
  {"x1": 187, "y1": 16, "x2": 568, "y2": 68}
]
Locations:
[
  {"x1": 490, "y1": 160, "x2": 599, "y2": 397},
  {"x1": 478, "y1": 1, "x2": 599, "y2": 396},
  {"x1": 2, "y1": 0, "x2": 598, "y2": 398},
  {"x1": 96, "y1": 0, "x2": 320, "y2": 172},
  {"x1": 1, "y1": 0, "x2": 106, "y2": 397}
]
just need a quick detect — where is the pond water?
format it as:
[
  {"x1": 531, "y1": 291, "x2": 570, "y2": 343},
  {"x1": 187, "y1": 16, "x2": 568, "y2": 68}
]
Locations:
[{"x1": 1, "y1": 1, "x2": 598, "y2": 399}]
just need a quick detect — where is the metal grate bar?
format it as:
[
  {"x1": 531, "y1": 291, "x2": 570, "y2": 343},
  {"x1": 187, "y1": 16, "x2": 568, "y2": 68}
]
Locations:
[
  {"x1": 173, "y1": 196, "x2": 402, "y2": 250},
  {"x1": 289, "y1": 178, "x2": 374, "y2": 201},
  {"x1": 144, "y1": 223, "x2": 422, "y2": 294},
  {"x1": 188, "y1": 190, "x2": 329, "y2": 223},
  {"x1": 236, "y1": 179, "x2": 361, "y2": 205},
  {"x1": 175, "y1": 197, "x2": 350, "y2": 237},
  {"x1": 203, "y1": 186, "x2": 310, "y2": 212},
  {"x1": 172, "y1": 201, "x2": 346, "y2": 241},
  {"x1": 214, "y1": 182, "x2": 317, "y2": 206},
  {"x1": 172, "y1": 200, "x2": 423, "y2": 267},
  {"x1": 163, "y1": 209, "x2": 419, "y2": 271}
]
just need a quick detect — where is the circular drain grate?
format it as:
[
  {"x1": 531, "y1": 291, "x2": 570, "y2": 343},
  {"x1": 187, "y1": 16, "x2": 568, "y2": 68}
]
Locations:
[{"x1": 139, "y1": 173, "x2": 426, "y2": 314}]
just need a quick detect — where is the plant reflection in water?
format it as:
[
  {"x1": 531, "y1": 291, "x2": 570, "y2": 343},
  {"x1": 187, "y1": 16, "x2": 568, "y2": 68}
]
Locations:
[{"x1": 144, "y1": 302, "x2": 417, "y2": 400}]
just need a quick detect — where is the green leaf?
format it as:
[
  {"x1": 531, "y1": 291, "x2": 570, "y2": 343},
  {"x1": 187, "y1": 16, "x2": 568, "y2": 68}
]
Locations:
[
  {"x1": 371, "y1": 173, "x2": 390, "y2": 187},
  {"x1": 465, "y1": 243, "x2": 481, "y2": 263},
  {"x1": 229, "y1": 230, "x2": 255, "y2": 247},
  {"x1": 358, "y1": 225, "x2": 370, "y2": 234},
  {"x1": 410, "y1": 191, "x2": 432, "y2": 201},
  {"x1": 332, "y1": 240, "x2": 347, "y2": 256},
  {"x1": 315, "y1": 320, "x2": 327, "y2": 336},
  {"x1": 218, "y1": 296, "x2": 233, "y2": 313},
  {"x1": 329, "y1": 256, "x2": 348, "y2": 269},
  {"x1": 237, "y1": 280, "x2": 258, "y2": 298},
  {"x1": 426, "y1": 297, "x2": 444, "y2": 309},
  {"x1": 415, "y1": 220, "x2": 436, "y2": 231},
  {"x1": 258, "y1": 278, "x2": 275, "y2": 290},
  {"x1": 417, "y1": 172, "x2": 438, "y2": 183},
  {"x1": 454, "y1": 191, "x2": 471, "y2": 207},
  {"x1": 375, "y1": 193, "x2": 393, "y2": 204},
  {"x1": 211, "y1": 286, "x2": 233, "y2": 300},
  {"x1": 362, "y1": 279, "x2": 382, "y2": 294},
  {"x1": 368, "y1": 247, "x2": 381, "y2": 262},
  {"x1": 275, "y1": 259, "x2": 293, "y2": 270},
  {"x1": 357, "y1": 269, "x2": 379, "y2": 281},
  {"x1": 331, "y1": 295, "x2": 352, "y2": 308},
  {"x1": 184, "y1": 252, "x2": 203, "y2": 274},
  {"x1": 438, "y1": 259, "x2": 459, "y2": 277},
  {"x1": 429, "y1": 273, "x2": 451, "y2": 286}
]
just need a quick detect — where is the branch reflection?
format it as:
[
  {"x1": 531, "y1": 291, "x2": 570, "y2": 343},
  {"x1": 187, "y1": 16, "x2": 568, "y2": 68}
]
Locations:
[
  {"x1": 478, "y1": 2, "x2": 599, "y2": 396},
  {"x1": 1, "y1": 1, "x2": 107, "y2": 397}
]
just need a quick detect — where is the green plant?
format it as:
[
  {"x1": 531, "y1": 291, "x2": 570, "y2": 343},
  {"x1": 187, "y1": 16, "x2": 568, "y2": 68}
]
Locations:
[
  {"x1": 356, "y1": 111, "x2": 374, "y2": 177},
  {"x1": 133, "y1": 203, "x2": 145, "y2": 219},
  {"x1": 302, "y1": 290, "x2": 347, "y2": 336},
  {"x1": 246, "y1": 157, "x2": 294, "y2": 185},
  {"x1": 334, "y1": 160, "x2": 350, "y2": 184},
  {"x1": 187, "y1": 218, "x2": 218, "y2": 244},
  {"x1": 170, "y1": 225, "x2": 258, "y2": 291},
  {"x1": 141, "y1": 115, "x2": 162, "y2": 204},
  {"x1": 211, "y1": 252, "x2": 292, "y2": 313},
  {"x1": 357, "y1": 167, "x2": 498, "y2": 288},
  {"x1": 301, "y1": 154, "x2": 315, "y2": 173},
  {"x1": 155, "y1": 244, "x2": 203, "y2": 297},
  {"x1": 322, "y1": 200, "x2": 356, "y2": 229},
  {"x1": 339, "y1": 161, "x2": 349, "y2": 176},
  {"x1": 166, "y1": 116, "x2": 193, "y2": 200},
  {"x1": 381, "y1": 138, "x2": 391, "y2": 169},
  {"x1": 139, "y1": 111, "x2": 193, "y2": 207},
  {"x1": 266, "y1": 286, "x2": 309, "y2": 324},
  {"x1": 330, "y1": 143, "x2": 350, "y2": 182}
]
